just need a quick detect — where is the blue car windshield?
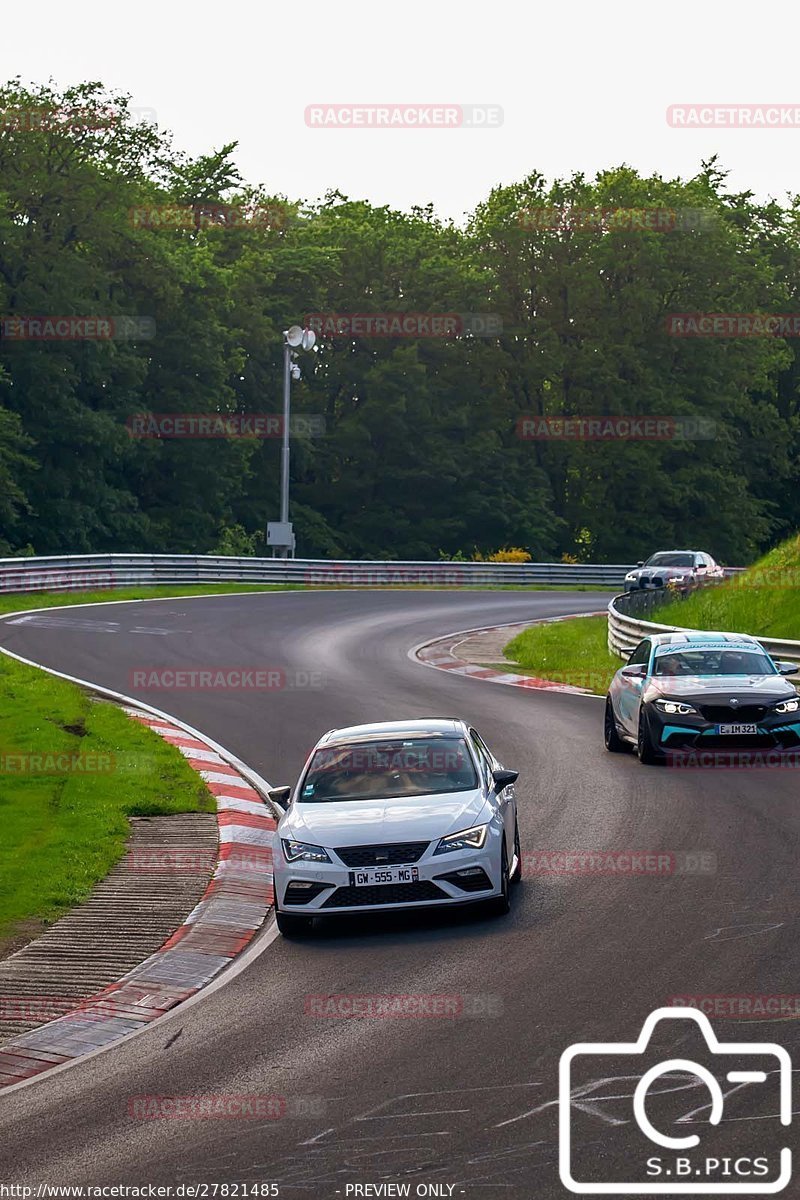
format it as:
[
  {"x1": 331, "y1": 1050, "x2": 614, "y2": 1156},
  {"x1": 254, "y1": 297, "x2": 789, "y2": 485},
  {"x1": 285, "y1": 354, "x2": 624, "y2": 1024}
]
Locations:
[
  {"x1": 299, "y1": 736, "x2": 479, "y2": 802},
  {"x1": 653, "y1": 649, "x2": 775, "y2": 676}
]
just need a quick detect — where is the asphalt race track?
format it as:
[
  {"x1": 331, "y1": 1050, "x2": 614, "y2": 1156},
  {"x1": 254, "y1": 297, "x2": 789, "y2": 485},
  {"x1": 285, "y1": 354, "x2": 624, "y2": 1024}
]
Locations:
[{"x1": 0, "y1": 589, "x2": 799, "y2": 1197}]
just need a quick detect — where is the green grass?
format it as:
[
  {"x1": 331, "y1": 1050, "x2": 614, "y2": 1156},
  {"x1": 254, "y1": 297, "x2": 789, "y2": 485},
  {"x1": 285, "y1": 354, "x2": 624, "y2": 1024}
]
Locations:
[
  {"x1": 0, "y1": 652, "x2": 215, "y2": 951},
  {"x1": 504, "y1": 615, "x2": 620, "y2": 695},
  {"x1": 656, "y1": 534, "x2": 800, "y2": 639}
]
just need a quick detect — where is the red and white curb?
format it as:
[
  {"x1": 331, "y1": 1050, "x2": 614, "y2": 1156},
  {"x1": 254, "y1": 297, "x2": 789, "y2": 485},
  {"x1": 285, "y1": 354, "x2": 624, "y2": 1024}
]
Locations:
[
  {"x1": 412, "y1": 613, "x2": 607, "y2": 695},
  {"x1": 0, "y1": 708, "x2": 276, "y2": 1090}
]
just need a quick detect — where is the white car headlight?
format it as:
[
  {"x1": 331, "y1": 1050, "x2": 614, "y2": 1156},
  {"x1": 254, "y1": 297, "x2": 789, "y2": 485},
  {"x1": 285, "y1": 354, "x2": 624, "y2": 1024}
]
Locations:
[
  {"x1": 654, "y1": 699, "x2": 698, "y2": 716},
  {"x1": 773, "y1": 698, "x2": 799, "y2": 714},
  {"x1": 281, "y1": 839, "x2": 331, "y2": 863},
  {"x1": 433, "y1": 824, "x2": 489, "y2": 855},
  {"x1": 624, "y1": 572, "x2": 637, "y2": 581}
]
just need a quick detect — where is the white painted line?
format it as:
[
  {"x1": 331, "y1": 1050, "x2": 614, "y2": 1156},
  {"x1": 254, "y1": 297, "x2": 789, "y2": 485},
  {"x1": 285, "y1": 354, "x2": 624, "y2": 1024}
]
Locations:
[
  {"x1": 199, "y1": 769, "x2": 244, "y2": 786},
  {"x1": 215, "y1": 796, "x2": 271, "y2": 817},
  {"x1": 177, "y1": 746, "x2": 226, "y2": 764}
]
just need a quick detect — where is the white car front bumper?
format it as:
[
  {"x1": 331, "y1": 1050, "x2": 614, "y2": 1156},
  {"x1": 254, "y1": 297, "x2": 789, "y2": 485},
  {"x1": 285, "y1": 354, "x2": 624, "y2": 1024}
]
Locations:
[{"x1": 273, "y1": 831, "x2": 504, "y2": 916}]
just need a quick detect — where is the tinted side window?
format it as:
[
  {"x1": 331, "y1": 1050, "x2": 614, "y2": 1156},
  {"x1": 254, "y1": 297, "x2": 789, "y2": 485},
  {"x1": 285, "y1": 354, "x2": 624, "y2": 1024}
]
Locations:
[
  {"x1": 469, "y1": 731, "x2": 493, "y2": 789},
  {"x1": 627, "y1": 639, "x2": 651, "y2": 667}
]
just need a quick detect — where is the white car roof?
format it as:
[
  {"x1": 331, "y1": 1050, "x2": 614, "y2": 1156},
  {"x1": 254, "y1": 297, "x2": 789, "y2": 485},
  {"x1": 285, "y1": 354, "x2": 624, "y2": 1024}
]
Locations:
[{"x1": 320, "y1": 718, "x2": 465, "y2": 746}]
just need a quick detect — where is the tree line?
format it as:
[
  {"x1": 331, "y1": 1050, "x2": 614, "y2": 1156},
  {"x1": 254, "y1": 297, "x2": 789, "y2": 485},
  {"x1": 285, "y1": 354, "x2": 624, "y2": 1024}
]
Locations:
[{"x1": 1, "y1": 79, "x2": 799, "y2": 565}]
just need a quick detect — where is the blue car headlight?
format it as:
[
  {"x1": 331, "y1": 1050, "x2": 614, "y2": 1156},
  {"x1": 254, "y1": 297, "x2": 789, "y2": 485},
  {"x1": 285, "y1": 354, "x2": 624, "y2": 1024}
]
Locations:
[
  {"x1": 773, "y1": 697, "x2": 799, "y2": 714},
  {"x1": 281, "y1": 839, "x2": 331, "y2": 863},
  {"x1": 433, "y1": 824, "x2": 489, "y2": 855}
]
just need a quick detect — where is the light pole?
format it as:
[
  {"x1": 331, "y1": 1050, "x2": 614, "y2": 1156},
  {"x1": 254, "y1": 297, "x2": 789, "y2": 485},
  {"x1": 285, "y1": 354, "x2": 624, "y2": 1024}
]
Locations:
[{"x1": 267, "y1": 324, "x2": 316, "y2": 558}]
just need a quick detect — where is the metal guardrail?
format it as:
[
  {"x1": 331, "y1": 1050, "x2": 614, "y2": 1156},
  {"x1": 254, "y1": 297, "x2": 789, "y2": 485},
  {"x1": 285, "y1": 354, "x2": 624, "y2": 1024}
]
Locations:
[
  {"x1": 607, "y1": 592, "x2": 800, "y2": 666},
  {"x1": 0, "y1": 553, "x2": 636, "y2": 594}
]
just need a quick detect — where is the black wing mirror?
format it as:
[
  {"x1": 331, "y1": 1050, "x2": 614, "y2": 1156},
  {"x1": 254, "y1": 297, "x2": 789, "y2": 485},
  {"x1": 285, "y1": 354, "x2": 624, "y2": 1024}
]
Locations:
[
  {"x1": 492, "y1": 768, "x2": 519, "y2": 791},
  {"x1": 775, "y1": 661, "x2": 799, "y2": 676},
  {"x1": 268, "y1": 785, "x2": 292, "y2": 810}
]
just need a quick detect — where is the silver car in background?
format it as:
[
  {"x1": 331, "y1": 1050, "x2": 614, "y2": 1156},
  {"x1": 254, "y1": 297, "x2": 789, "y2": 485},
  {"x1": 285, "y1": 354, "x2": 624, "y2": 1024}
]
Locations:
[{"x1": 624, "y1": 550, "x2": 723, "y2": 592}]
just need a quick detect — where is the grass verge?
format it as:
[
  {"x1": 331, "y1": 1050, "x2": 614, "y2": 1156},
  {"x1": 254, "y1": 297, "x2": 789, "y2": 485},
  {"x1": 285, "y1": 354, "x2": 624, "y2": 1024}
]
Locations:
[
  {"x1": 503, "y1": 616, "x2": 620, "y2": 695},
  {"x1": 656, "y1": 534, "x2": 800, "y2": 639},
  {"x1": 0, "y1": 652, "x2": 214, "y2": 955}
]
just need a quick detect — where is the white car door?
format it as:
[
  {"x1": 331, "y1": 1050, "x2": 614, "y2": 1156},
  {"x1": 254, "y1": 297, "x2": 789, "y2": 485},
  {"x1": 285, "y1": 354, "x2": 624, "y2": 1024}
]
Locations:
[{"x1": 470, "y1": 728, "x2": 515, "y2": 861}]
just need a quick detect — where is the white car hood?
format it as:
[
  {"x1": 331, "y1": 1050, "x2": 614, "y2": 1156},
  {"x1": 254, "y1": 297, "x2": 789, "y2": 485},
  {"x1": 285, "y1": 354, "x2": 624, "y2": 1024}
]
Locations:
[{"x1": 279, "y1": 788, "x2": 489, "y2": 848}]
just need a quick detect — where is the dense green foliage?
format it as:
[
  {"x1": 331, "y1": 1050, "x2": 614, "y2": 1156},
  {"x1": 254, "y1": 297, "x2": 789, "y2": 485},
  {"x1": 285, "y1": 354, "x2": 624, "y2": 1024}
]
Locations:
[{"x1": 2, "y1": 80, "x2": 800, "y2": 563}]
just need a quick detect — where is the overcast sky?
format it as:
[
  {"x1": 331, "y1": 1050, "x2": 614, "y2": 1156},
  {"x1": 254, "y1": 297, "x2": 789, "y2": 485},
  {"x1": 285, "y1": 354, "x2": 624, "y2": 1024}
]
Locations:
[{"x1": 4, "y1": 0, "x2": 798, "y2": 222}]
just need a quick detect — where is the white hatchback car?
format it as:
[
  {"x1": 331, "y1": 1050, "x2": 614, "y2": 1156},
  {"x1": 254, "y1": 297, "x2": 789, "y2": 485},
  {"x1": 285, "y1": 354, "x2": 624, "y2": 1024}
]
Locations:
[{"x1": 269, "y1": 717, "x2": 521, "y2": 936}]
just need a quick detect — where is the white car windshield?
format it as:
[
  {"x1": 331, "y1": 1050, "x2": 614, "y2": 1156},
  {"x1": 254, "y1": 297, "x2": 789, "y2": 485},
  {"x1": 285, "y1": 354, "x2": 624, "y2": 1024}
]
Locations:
[{"x1": 299, "y1": 736, "x2": 479, "y2": 802}]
